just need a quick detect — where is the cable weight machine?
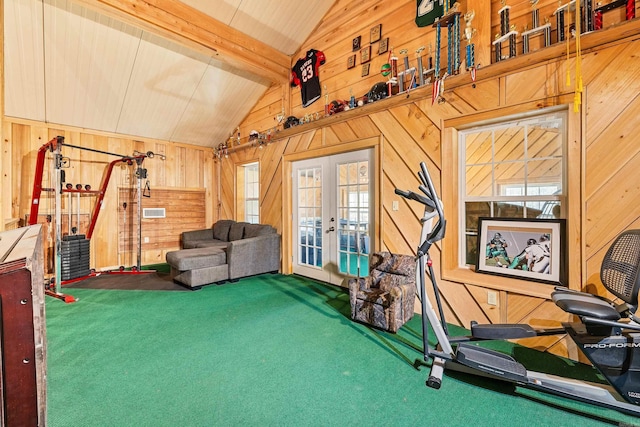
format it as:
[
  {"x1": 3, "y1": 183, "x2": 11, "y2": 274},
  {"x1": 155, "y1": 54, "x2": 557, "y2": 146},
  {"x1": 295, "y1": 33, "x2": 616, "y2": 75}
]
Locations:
[{"x1": 29, "y1": 136, "x2": 153, "y2": 302}]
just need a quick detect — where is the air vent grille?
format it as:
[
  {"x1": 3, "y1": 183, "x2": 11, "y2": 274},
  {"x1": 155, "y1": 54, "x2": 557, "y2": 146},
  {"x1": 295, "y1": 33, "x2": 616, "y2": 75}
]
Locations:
[{"x1": 143, "y1": 208, "x2": 166, "y2": 219}]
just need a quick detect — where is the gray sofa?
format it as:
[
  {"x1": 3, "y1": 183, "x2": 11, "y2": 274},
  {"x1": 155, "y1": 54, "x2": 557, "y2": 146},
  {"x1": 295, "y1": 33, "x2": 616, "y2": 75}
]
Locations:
[{"x1": 166, "y1": 220, "x2": 281, "y2": 289}]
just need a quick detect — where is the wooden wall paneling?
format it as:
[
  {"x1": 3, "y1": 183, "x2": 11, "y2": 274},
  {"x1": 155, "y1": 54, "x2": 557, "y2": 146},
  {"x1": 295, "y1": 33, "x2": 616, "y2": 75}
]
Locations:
[
  {"x1": 464, "y1": 283, "x2": 500, "y2": 324},
  {"x1": 504, "y1": 64, "x2": 551, "y2": 105},
  {"x1": 344, "y1": 116, "x2": 381, "y2": 139},
  {"x1": 327, "y1": 122, "x2": 358, "y2": 143},
  {"x1": 175, "y1": 146, "x2": 186, "y2": 188},
  {"x1": 153, "y1": 142, "x2": 167, "y2": 187},
  {"x1": 322, "y1": 126, "x2": 340, "y2": 147},
  {"x1": 381, "y1": 209, "x2": 412, "y2": 255},
  {"x1": 414, "y1": 96, "x2": 460, "y2": 127},
  {"x1": 306, "y1": 129, "x2": 325, "y2": 151},
  {"x1": 0, "y1": 1, "x2": 3, "y2": 230},
  {"x1": 381, "y1": 169, "x2": 419, "y2": 254},
  {"x1": 118, "y1": 188, "x2": 205, "y2": 260},
  {"x1": 184, "y1": 147, "x2": 203, "y2": 188},
  {"x1": 585, "y1": 152, "x2": 640, "y2": 256},
  {"x1": 434, "y1": 275, "x2": 490, "y2": 329},
  {"x1": 163, "y1": 142, "x2": 177, "y2": 187},
  {"x1": 14, "y1": 124, "x2": 31, "y2": 222},
  {"x1": 219, "y1": 158, "x2": 235, "y2": 219},
  {"x1": 583, "y1": 42, "x2": 640, "y2": 149},
  {"x1": 388, "y1": 103, "x2": 441, "y2": 166},
  {"x1": 203, "y1": 148, "x2": 214, "y2": 225},
  {"x1": 285, "y1": 132, "x2": 315, "y2": 155},
  {"x1": 370, "y1": 109, "x2": 438, "y2": 173},
  {"x1": 2, "y1": 121, "x2": 12, "y2": 222},
  {"x1": 450, "y1": 78, "x2": 501, "y2": 113}
]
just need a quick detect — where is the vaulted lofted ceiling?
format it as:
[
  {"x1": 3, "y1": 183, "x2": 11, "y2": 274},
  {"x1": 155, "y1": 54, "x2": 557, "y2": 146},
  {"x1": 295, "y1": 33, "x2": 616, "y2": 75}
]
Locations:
[{"x1": 4, "y1": 0, "x2": 335, "y2": 148}]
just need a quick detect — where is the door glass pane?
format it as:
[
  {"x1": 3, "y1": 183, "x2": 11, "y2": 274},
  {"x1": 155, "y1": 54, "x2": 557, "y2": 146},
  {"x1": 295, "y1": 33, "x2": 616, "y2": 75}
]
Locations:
[
  {"x1": 337, "y1": 160, "x2": 369, "y2": 275},
  {"x1": 297, "y1": 167, "x2": 322, "y2": 268}
]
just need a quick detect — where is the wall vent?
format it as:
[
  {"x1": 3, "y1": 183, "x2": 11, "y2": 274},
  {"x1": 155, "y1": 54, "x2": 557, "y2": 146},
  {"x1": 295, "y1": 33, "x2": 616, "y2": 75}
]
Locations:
[{"x1": 143, "y1": 208, "x2": 166, "y2": 219}]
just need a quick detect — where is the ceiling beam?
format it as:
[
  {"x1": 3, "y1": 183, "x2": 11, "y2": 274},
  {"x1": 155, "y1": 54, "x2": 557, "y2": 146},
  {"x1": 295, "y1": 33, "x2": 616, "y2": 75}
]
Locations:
[{"x1": 75, "y1": 0, "x2": 291, "y2": 84}]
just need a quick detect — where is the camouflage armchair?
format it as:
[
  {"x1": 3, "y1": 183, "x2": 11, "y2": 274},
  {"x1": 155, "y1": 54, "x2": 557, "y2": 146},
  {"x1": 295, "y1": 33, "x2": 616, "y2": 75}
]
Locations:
[{"x1": 348, "y1": 252, "x2": 416, "y2": 333}]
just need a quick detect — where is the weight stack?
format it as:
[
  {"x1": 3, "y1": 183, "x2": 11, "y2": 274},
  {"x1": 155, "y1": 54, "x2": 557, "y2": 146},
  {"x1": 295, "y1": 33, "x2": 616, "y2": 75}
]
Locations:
[{"x1": 60, "y1": 234, "x2": 91, "y2": 281}]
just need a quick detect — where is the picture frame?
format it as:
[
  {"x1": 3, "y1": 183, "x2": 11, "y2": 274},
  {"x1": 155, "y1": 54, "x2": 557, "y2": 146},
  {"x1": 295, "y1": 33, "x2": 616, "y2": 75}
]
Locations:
[
  {"x1": 352, "y1": 35, "x2": 361, "y2": 52},
  {"x1": 347, "y1": 54, "x2": 356, "y2": 69},
  {"x1": 361, "y1": 63, "x2": 370, "y2": 77},
  {"x1": 370, "y1": 24, "x2": 382, "y2": 43},
  {"x1": 475, "y1": 217, "x2": 567, "y2": 286},
  {"x1": 379, "y1": 37, "x2": 389, "y2": 55},
  {"x1": 360, "y1": 45, "x2": 371, "y2": 64}
]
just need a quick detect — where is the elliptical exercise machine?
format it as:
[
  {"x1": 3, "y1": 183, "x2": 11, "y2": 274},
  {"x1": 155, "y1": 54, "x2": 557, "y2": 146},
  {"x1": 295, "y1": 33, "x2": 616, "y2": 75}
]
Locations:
[{"x1": 395, "y1": 161, "x2": 640, "y2": 416}]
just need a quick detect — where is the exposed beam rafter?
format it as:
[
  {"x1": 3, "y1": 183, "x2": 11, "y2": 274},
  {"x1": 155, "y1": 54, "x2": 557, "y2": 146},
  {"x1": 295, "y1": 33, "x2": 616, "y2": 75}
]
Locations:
[{"x1": 75, "y1": 0, "x2": 291, "y2": 84}]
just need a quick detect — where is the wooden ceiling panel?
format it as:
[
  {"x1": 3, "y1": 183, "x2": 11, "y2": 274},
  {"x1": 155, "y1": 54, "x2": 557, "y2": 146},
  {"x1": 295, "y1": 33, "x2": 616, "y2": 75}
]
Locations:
[
  {"x1": 169, "y1": 61, "x2": 269, "y2": 146},
  {"x1": 4, "y1": 0, "x2": 46, "y2": 121},
  {"x1": 116, "y1": 32, "x2": 210, "y2": 140},
  {"x1": 4, "y1": 0, "x2": 337, "y2": 147},
  {"x1": 43, "y1": 0, "x2": 142, "y2": 132}
]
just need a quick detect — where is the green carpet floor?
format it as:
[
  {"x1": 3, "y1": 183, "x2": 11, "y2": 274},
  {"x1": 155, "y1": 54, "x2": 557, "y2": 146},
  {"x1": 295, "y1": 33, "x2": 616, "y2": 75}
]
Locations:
[{"x1": 46, "y1": 274, "x2": 639, "y2": 426}]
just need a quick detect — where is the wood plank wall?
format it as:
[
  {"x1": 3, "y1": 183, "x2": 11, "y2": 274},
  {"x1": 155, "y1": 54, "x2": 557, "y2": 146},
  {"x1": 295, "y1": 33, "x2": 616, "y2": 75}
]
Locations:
[
  {"x1": 228, "y1": 1, "x2": 640, "y2": 359},
  {"x1": 2, "y1": 120, "x2": 214, "y2": 269},
  {"x1": 118, "y1": 187, "x2": 205, "y2": 266}
]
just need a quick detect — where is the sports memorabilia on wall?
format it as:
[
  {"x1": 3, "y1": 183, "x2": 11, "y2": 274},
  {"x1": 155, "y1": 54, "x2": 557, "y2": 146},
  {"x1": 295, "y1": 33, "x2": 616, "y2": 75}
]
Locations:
[
  {"x1": 290, "y1": 49, "x2": 326, "y2": 108},
  {"x1": 360, "y1": 45, "x2": 371, "y2": 64},
  {"x1": 415, "y1": 0, "x2": 455, "y2": 27},
  {"x1": 352, "y1": 35, "x2": 361, "y2": 51},
  {"x1": 347, "y1": 54, "x2": 356, "y2": 69},
  {"x1": 370, "y1": 24, "x2": 382, "y2": 43}
]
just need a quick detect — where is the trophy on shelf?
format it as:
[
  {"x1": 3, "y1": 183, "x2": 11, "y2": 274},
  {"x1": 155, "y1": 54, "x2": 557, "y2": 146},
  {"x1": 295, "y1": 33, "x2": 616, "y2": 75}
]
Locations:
[
  {"x1": 594, "y1": 0, "x2": 636, "y2": 30},
  {"x1": 385, "y1": 47, "x2": 399, "y2": 97},
  {"x1": 397, "y1": 49, "x2": 418, "y2": 92},
  {"x1": 432, "y1": 1, "x2": 462, "y2": 76},
  {"x1": 492, "y1": 0, "x2": 519, "y2": 62},
  {"x1": 464, "y1": 10, "x2": 477, "y2": 80},
  {"x1": 416, "y1": 46, "x2": 426, "y2": 86},
  {"x1": 522, "y1": 0, "x2": 552, "y2": 54}
]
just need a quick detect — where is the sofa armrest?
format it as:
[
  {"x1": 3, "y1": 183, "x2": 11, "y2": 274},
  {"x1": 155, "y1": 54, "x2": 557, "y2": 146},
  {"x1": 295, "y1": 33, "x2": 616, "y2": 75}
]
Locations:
[
  {"x1": 226, "y1": 234, "x2": 281, "y2": 279},
  {"x1": 181, "y1": 229, "x2": 213, "y2": 247}
]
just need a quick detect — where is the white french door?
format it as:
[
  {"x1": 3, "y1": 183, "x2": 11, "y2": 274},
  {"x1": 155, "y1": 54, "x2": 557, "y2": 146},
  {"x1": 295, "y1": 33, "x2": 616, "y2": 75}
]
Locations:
[{"x1": 292, "y1": 149, "x2": 373, "y2": 286}]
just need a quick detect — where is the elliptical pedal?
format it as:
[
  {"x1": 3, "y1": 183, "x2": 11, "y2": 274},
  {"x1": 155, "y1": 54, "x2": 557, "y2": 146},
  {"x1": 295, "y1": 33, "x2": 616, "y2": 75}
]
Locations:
[{"x1": 456, "y1": 344, "x2": 528, "y2": 383}]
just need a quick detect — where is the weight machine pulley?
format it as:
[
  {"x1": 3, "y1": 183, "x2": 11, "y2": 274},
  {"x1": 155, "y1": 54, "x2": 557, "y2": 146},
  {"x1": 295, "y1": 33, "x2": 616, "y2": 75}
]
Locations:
[{"x1": 29, "y1": 136, "x2": 155, "y2": 302}]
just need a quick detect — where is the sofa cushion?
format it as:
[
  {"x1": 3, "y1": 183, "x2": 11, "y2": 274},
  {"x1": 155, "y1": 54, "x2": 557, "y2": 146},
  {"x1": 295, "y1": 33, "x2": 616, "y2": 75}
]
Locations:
[
  {"x1": 244, "y1": 223, "x2": 275, "y2": 238},
  {"x1": 228, "y1": 222, "x2": 248, "y2": 241},
  {"x1": 192, "y1": 240, "x2": 228, "y2": 249},
  {"x1": 166, "y1": 248, "x2": 227, "y2": 271},
  {"x1": 213, "y1": 220, "x2": 234, "y2": 241}
]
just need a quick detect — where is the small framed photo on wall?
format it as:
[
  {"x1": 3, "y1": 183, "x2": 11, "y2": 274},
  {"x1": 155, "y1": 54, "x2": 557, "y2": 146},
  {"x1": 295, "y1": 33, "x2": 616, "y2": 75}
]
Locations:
[
  {"x1": 379, "y1": 37, "x2": 389, "y2": 55},
  {"x1": 360, "y1": 45, "x2": 371, "y2": 64},
  {"x1": 347, "y1": 54, "x2": 356, "y2": 69},
  {"x1": 361, "y1": 63, "x2": 370, "y2": 77},
  {"x1": 352, "y1": 35, "x2": 361, "y2": 52},
  {"x1": 370, "y1": 24, "x2": 382, "y2": 43}
]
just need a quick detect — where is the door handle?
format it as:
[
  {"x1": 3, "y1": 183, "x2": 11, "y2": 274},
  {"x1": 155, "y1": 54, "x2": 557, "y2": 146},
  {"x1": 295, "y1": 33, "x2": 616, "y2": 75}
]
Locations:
[{"x1": 326, "y1": 226, "x2": 335, "y2": 233}]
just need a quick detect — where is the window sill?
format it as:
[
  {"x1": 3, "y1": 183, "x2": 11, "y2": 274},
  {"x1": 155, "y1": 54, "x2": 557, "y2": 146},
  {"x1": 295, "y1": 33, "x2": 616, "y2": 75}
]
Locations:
[{"x1": 442, "y1": 266, "x2": 557, "y2": 299}]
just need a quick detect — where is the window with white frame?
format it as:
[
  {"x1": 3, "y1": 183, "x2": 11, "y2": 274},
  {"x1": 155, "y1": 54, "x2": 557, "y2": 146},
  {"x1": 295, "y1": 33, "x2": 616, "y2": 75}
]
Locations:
[
  {"x1": 459, "y1": 110, "x2": 567, "y2": 266},
  {"x1": 244, "y1": 162, "x2": 259, "y2": 224}
]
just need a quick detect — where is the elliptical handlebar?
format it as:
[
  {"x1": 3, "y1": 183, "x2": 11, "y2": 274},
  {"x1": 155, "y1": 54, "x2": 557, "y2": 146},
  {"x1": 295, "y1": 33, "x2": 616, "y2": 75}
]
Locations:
[
  {"x1": 394, "y1": 188, "x2": 436, "y2": 210},
  {"x1": 395, "y1": 162, "x2": 446, "y2": 254}
]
